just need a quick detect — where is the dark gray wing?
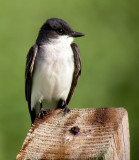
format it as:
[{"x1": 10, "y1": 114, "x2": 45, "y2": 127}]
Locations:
[
  {"x1": 66, "y1": 43, "x2": 81, "y2": 105},
  {"x1": 25, "y1": 44, "x2": 38, "y2": 123}
]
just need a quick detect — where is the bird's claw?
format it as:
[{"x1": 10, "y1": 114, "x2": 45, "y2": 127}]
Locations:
[
  {"x1": 38, "y1": 108, "x2": 47, "y2": 119},
  {"x1": 62, "y1": 105, "x2": 71, "y2": 116}
]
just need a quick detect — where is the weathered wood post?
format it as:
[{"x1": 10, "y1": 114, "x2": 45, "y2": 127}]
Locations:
[{"x1": 16, "y1": 108, "x2": 130, "y2": 160}]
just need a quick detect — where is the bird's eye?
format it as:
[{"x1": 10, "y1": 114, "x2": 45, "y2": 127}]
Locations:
[{"x1": 57, "y1": 29, "x2": 64, "y2": 35}]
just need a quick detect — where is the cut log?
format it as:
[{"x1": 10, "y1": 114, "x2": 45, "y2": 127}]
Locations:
[{"x1": 16, "y1": 108, "x2": 130, "y2": 160}]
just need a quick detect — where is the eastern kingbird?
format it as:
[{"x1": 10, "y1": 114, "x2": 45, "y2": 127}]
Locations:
[{"x1": 25, "y1": 18, "x2": 84, "y2": 123}]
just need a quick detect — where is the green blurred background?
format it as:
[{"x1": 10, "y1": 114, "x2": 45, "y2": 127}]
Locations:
[{"x1": 0, "y1": 0, "x2": 138, "y2": 159}]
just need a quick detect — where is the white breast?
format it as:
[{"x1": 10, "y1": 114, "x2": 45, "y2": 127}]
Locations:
[{"x1": 31, "y1": 36, "x2": 74, "y2": 111}]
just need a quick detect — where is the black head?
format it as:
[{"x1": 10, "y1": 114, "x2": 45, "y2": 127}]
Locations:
[{"x1": 36, "y1": 18, "x2": 84, "y2": 44}]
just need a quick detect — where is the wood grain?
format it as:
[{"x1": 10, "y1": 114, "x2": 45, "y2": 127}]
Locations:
[{"x1": 16, "y1": 108, "x2": 130, "y2": 160}]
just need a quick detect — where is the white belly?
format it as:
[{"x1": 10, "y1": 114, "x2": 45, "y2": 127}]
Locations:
[{"x1": 31, "y1": 42, "x2": 74, "y2": 112}]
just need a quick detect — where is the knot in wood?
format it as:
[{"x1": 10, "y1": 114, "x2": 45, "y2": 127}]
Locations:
[{"x1": 70, "y1": 126, "x2": 80, "y2": 135}]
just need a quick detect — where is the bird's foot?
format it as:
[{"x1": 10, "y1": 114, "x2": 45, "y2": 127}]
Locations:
[
  {"x1": 62, "y1": 105, "x2": 71, "y2": 116},
  {"x1": 57, "y1": 99, "x2": 71, "y2": 116},
  {"x1": 38, "y1": 108, "x2": 47, "y2": 119}
]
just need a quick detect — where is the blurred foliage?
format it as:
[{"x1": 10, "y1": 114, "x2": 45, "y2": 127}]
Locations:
[{"x1": 0, "y1": 0, "x2": 138, "y2": 159}]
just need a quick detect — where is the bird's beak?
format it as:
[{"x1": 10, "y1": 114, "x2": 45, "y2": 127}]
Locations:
[{"x1": 70, "y1": 31, "x2": 85, "y2": 37}]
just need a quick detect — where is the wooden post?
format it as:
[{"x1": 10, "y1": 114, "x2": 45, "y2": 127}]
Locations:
[{"x1": 16, "y1": 108, "x2": 130, "y2": 160}]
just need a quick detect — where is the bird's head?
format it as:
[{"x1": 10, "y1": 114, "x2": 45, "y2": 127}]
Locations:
[{"x1": 36, "y1": 18, "x2": 85, "y2": 44}]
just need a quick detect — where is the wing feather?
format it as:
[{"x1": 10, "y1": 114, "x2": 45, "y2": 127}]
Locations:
[
  {"x1": 66, "y1": 43, "x2": 81, "y2": 105},
  {"x1": 25, "y1": 44, "x2": 38, "y2": 122}
]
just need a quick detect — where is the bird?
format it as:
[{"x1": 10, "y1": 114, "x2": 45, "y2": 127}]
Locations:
[{"x1": 25, "y1": 18, "x2": 84, "y2": 123}]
